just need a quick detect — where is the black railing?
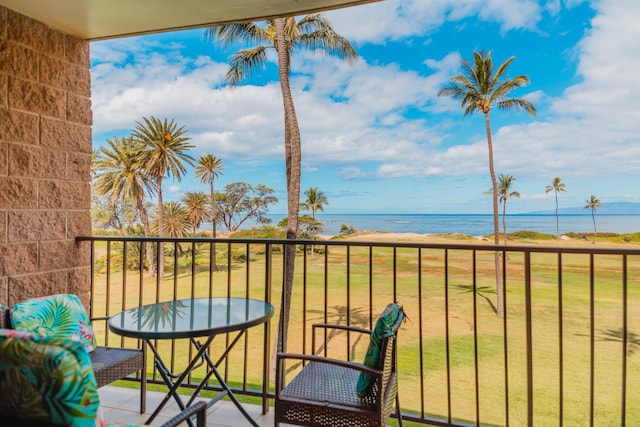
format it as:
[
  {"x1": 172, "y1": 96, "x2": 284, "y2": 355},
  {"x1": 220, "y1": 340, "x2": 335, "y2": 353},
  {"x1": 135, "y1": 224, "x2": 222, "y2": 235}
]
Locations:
[{"x1": 77, "y1": 236, "x2": 640, "y2": 426}]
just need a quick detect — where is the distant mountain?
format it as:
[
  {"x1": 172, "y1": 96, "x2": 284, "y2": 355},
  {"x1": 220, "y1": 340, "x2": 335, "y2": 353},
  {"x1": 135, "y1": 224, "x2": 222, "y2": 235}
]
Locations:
[{"x1": 527, "y1": 202, "x2": 640, "y2": 215}]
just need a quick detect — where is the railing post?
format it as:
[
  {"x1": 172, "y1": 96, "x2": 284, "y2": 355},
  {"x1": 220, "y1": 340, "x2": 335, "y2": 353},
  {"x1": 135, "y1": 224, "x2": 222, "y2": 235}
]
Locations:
[
  {"x1": 263, "y1": 243, "x2": 272, "y2": 415},
  {"x1": 525, "y1": 250, "x2": 533, "y2": 427}
]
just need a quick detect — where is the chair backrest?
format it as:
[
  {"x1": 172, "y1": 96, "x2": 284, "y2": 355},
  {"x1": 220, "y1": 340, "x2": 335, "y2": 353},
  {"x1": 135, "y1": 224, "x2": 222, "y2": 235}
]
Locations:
[
  {"x1": 357, "y1": 303, "x2": 404, "y2": 402},
  {"x1": 376, "y1": 308, "x2": 403, "y2": 403}
]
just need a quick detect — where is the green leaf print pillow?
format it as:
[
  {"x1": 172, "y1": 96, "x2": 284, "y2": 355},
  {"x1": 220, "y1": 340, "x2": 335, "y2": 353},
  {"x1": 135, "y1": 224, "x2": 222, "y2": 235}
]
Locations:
[
  {"x1": 356, "y1": 303, "x2": 402, "y2": 398},
  {"x1": 0, "y1": 329, "x2": 100, "y2": 426},
  {"x1": 12, "y1": 294, "x2": 97, "y2": 353}
]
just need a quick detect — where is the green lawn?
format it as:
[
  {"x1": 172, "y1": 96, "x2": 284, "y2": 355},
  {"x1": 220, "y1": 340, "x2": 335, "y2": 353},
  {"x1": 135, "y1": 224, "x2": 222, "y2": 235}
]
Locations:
[{"x1": 90, "y1": 239, "x2": 640, "y2": 426}]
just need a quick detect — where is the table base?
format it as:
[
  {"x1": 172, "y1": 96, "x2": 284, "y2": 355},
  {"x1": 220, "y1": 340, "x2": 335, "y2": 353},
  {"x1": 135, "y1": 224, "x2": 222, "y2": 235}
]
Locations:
[{"x1": 145, "y1": 332, "x2": 259, "y2": 427}]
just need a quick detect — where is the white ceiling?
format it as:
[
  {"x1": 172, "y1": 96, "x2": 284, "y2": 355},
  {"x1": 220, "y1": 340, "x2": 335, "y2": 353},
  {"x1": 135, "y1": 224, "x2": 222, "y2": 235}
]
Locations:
[{"x1": 0, "y1": 0, "x2": 379, "y2": 40}]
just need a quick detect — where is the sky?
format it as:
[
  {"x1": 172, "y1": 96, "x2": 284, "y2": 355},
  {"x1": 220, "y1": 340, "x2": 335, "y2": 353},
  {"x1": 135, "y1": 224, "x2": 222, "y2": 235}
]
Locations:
[{"x1": 89, "y1": 0, "x2": 640, "y2": 215}]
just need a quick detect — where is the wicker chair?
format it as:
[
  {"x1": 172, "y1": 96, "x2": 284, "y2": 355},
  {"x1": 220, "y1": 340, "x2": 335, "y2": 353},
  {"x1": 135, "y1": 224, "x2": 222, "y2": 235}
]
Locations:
[
  {"x1": 0, "y1": 306, "x2": 147, "y2": 414},
  {"x1": 275, "y1": 306, "x2": 404, "y2": 427}
]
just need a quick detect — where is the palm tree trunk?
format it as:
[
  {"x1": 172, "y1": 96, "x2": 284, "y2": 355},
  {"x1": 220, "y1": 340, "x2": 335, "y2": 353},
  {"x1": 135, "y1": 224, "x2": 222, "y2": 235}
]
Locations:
[
  {"x1": 157, "y1": 177, "x2": 165, "y2": 279},
  {"x1": 274, "y1": 17, "x2": 302, "y2": 358},
  {"x1": 136, "y1": 196, "x2": 155, "y2": 277},
  {"x1": 210, "y1": 181, "x2": 218, "y2": 271},
  {"x1": 592, "y1": 210, "x2": 597, "y2": 244},
  {"x1": 485, "y1": 111, "x2": 504, "y2": 317},
  {"x1": 555, "y1": 193, "x2": 560, "y2": 240},
  {"x1": 502, "y1": 200, "x2": 507, "y2": 245}
]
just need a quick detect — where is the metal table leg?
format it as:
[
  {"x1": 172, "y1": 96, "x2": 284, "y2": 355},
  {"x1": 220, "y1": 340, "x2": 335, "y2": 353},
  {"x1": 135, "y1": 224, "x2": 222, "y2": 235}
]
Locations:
[{"x1": 145, "y1": 335, "x2": 214, "y2": 426}]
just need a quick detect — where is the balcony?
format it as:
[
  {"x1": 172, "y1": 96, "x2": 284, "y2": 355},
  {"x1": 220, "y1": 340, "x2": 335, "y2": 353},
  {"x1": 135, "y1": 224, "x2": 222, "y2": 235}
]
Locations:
[{"x1": 79, "y1": 235, "x2": 640, "y2": 426}]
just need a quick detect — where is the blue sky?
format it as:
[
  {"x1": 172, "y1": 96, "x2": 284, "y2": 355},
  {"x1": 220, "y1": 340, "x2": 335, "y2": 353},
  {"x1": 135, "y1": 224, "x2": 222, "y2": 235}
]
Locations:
[{"x1": 89, "y1": 0, "x2": 640, "y2": 215}]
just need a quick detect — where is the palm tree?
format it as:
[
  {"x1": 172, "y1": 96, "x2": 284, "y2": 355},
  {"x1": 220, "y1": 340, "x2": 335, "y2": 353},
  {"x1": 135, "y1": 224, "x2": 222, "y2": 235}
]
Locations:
[
  {"x1": 300, "y1": 187, "x2": 329, "y2": 221},
  {"x1": 497, "y1": 174, "x2": 520, "y2": 245},
  {"x1": 151, "y1": 201, "x2": 190, "y2": 238},
  {"x1": 181, "y1": 192, "x2": 211, "y2": 234},
  {"x1": 584, "y1": 195, "x2": 602, "y2": 244},
  {"x1": 195, "y1": 154, "x2": 224, "y2": 271},
  {"x1": 207, "y1": 15, "x2": 357, "y2": 353},
  {"x1": 92, "y1": 136, "x2": 156, "y2": 276},
  {"x1": 438, "y1": 50, "x2": 536, "y2": 317},
  {"x1": 132, "y1": 116, "x2": 195, "y2": 278},
  {"x1": 546, "y1": 177, "x2": 568, "y2": 240}
]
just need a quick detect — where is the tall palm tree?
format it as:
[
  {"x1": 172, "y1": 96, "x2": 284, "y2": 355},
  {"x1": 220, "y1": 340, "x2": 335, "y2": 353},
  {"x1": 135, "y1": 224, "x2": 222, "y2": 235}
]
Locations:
[
  {"x1": 497, "y1": 174, "x2": 520, "y2": 245},
  {"x1": 207, "y1": 15, "x2": 357, "y2": 353},
  {"x1": 546, "y1": 177, "x2": 568, "y2": 240},
  {"x1": 181, "y1": 191, "x2": 211, "y2": 234},
  {"x1": 92, "y1": 136, "x2": 157, "y2": 276},
  {"x1": 584, "y1": 195, "x2": 602, "y2": 244},
  {"x1": 438, "y1": 50, "x2": 536, "y2": 317},
  {"x1": 132, "y1": 116, "x2": 195, "y2": 278},
  {"x1": 195, "y1": 154, "x2": 224, "y2": 271},
  {"x1": 300, "y1": 187, "x2": 329, "y2": 221}
]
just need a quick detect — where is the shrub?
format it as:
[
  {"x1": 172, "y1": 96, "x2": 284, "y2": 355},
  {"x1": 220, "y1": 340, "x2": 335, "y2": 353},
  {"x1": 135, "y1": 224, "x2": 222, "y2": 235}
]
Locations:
[
  {"x1": 339, "y1": 224, "x2": 356, "y2": 235},
  {"x1": 508, "y1": 231, "x2": 555, "y2": 240}
]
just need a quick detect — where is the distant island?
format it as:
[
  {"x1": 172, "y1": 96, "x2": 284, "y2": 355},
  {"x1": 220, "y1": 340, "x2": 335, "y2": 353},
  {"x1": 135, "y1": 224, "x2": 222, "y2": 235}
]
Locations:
[{"x1": 527, "y1": 202, "x2": 640, "y2": 215}]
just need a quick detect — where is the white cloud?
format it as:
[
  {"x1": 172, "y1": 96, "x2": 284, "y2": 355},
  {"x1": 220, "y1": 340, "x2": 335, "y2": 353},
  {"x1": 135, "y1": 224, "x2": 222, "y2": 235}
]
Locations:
[{"x1": 326, "y1": 0, "x2": 542, "y2": 44}]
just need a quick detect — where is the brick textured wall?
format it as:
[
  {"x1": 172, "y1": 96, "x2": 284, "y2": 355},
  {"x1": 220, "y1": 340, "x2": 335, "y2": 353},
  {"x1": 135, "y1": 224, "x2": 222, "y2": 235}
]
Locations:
[{"x1": 0, "y1": 6, "x2": 92, "y2": 306}]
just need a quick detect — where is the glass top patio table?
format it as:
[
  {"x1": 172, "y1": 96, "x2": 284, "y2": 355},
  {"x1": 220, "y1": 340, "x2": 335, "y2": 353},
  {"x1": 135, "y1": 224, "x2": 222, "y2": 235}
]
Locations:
[
  {"x1": 108, "y1": 297, "x2": 274, "y2": 427},
  {"x1": 108, "y1": 297, "x2": 274, "y2": 339}
]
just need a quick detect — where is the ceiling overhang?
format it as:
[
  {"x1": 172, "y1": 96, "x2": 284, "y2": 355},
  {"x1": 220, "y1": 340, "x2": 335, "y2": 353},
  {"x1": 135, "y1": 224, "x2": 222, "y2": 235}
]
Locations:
[{"x1": 0, "y1": 0, "x2": 379, "y2": 41}]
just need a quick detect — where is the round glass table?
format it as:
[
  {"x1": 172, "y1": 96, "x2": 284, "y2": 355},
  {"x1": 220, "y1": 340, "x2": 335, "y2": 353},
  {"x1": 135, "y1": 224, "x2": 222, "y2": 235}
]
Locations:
[{"x1": 108, "y1": 297, "x2": 274, "y2": 426}]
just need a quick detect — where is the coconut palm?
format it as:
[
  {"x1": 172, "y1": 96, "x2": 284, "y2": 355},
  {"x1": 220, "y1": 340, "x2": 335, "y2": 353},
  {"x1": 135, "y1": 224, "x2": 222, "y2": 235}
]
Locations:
[
  {"x1": 497, "y1": 174, "x2": 520, "y2": 245},
  {"x1": 300, "y1": 187, "x2": 329, "y2": 221},
  {"x1": 132, "y1": 116, "x2": 195, "y2": 278},
  {"x1": 92, "y1": 136, "x2": 156, "y2": 276},
  {"x1": 584, "y1": 195, "x2": 602, "y2": 244},
  {"x1": 546, "y1": 177, "x2": 568, "y2": 240},
  {"x1": 195, "y1": 154, "x2": 224, "y2": 271},
  {"x1": 207, "y1": 15, "x2": 357, "y2": 353},
  {"x1": 438, "y1": 50, "x2": 536, "y2": 317},
  {"x1": 180, "y1": 192, "x2": 211, "y2": 234}
]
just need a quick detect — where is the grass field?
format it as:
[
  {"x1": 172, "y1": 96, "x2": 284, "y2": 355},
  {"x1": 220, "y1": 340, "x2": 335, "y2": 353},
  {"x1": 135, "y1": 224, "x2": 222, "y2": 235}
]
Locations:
[{"x1": 89, "y1": 233, "x2": 640, "y2": 426}]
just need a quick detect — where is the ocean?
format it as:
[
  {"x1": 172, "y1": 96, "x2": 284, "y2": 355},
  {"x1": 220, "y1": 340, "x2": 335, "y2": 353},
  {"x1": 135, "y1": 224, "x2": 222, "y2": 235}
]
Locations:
[{"x1": 256, "y1": 214, "x2": 640, "y2": 236}]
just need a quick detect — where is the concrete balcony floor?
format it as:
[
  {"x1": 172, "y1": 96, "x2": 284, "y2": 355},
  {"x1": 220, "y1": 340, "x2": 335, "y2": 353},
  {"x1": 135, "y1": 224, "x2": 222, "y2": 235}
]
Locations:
[{"x1": 99, "y1": 385, "x2": 280, "y2": 426}]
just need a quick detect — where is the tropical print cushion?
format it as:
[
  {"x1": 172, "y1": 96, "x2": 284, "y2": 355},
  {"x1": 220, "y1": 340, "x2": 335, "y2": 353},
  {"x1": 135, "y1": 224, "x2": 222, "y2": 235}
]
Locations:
[
  {"x1": 12, "y1": 294, "x2": 97, "y2": 353},
  {"x1": 356, "y1": 303, "x2": 402, "y2": 398},
  {"x1": 0, "y1": 328, "x2": 100, "y2": 426}
]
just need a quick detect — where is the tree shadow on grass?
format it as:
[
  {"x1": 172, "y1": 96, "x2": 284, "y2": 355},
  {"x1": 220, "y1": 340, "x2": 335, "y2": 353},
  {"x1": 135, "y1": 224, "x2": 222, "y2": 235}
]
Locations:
[
  {"x1": 452, "y1": 283, "x2": 498, "y2": 314},
  {"x1": 284, "y1": 305, "x2": 370, "y2": 374},
  {"x1": 592, "y1": 328, "x2": 640, "y2": 355}
]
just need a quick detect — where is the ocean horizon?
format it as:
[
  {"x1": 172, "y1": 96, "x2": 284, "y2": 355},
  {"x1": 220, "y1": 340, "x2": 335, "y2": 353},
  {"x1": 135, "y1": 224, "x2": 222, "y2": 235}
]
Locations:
[{"x1": 252, "y1": 213, "x2": 640, "y2": 236}]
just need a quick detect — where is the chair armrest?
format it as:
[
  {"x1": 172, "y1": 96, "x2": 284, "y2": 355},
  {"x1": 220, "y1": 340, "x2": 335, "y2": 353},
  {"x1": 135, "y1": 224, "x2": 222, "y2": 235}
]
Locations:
[
  {"x1": 160, "y1": 401, "x2": 207, "y2": 427},
  {"x1": 276, "y1": 352, "x2": 382, "y2": 394}
]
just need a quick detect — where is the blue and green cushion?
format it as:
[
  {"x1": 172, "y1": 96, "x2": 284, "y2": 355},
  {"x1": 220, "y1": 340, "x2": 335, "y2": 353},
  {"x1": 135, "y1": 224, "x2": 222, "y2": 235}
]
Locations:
[
  {"x1": 0, "y1": 329, "x2": 100, "y2": 426},
  {"x1": 12, "y1": 294, "x2": 97, "y2": 353},
  {"x1": 356, "y1": 303, "x2": 403, "y2": 398}
]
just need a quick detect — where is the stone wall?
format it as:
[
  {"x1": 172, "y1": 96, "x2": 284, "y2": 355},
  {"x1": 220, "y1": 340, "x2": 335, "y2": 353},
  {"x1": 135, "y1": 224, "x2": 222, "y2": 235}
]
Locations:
[{"x1": 0, "y1": 6, "x2": 92, "y2": 307}]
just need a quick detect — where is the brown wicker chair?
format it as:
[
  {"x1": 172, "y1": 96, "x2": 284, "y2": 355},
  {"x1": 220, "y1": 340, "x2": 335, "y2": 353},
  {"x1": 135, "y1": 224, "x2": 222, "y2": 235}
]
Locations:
[
  {"x1": 0, "y1": 306, "x2": 147, "y2": 414},
  {"x1": 275, "y1": 306, "x2": 404, "y2": 427}
]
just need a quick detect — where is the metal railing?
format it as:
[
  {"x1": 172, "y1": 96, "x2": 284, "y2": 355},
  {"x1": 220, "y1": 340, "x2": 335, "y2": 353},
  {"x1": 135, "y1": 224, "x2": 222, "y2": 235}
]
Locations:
[{"x1": 77, "y1": 235, "x2": 640, "y2": 426}]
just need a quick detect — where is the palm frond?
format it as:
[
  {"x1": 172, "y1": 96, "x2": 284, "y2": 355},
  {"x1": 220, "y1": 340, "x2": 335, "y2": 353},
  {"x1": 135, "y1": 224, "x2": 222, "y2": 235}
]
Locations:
[
  {"x1": 225, "y1": 47, "x2": 269, "y2": 85},
  {"x1": 207, "y1": 22, "x2": 270, "y2": 47},
  {"x1": 297, "y1": 30, "x2": 358, "y2": 63},
  {"x1": 495, "y1": 98, "x2": 537, "y2": 116},
  {"x1": 493, "y1": 56, "x2": 516, "y2": 82}
]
